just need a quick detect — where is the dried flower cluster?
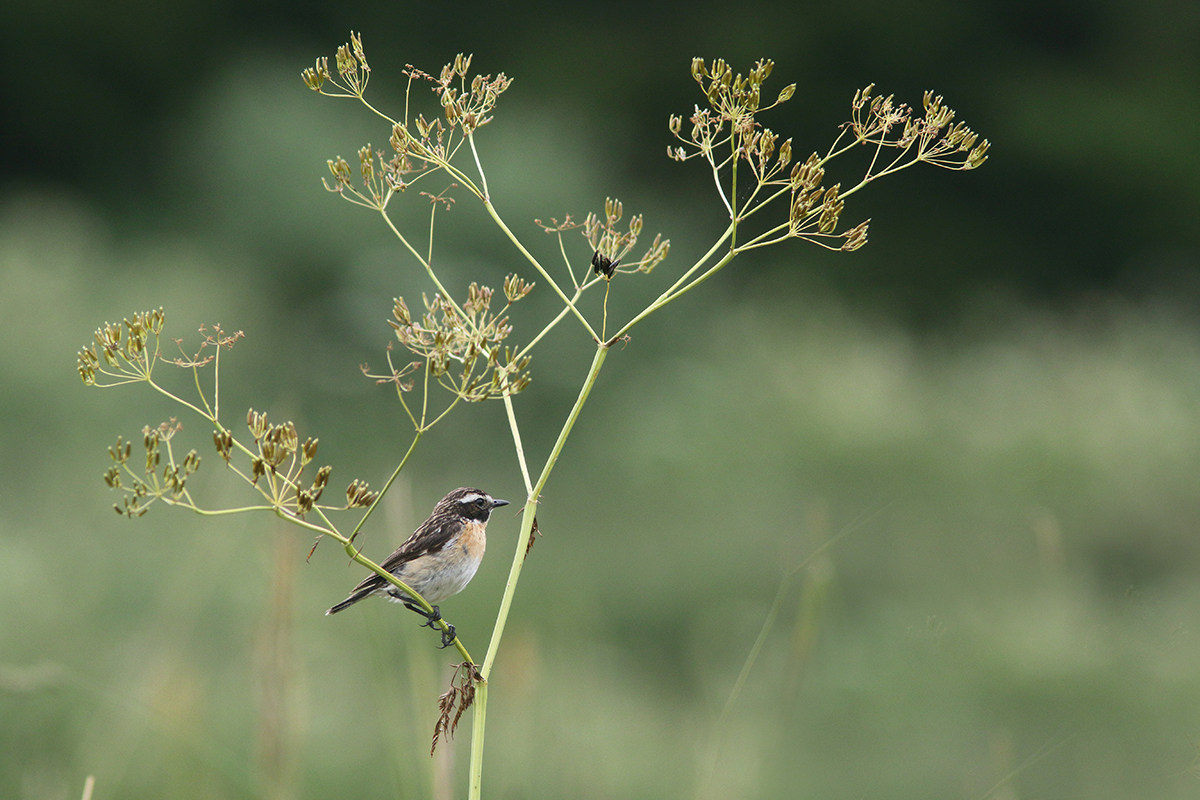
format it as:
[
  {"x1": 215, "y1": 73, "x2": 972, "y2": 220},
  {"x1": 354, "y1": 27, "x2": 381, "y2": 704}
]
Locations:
[
  {"x1": 302, "y1": 31, "x2": 370, "y2": 96},
  {"x1": 667, "y1": 59, "x2": 987, "y2": 253},
  {"x1": 344, "y1": 478, "x2": 379, "y2": 509},
  {"x1": 103, "y1": 420, "x2": 200, "y2": 517},
  {"x1": 244, "y1": 409, "x2": 337, "y2": 516},
  {"x1": 666, "y1": 58, "x2": 865, "y2": 251},
  {"x1": 667, "y1": 57, "x2": 795, "y2": 168},
  {"x1": 80, "y1": 310, "x2": 386, "y2": 524},
  {"x1": 848, "y1": 84, "x2": 990, "y2": 171},
  {"x1": 388, "y1": 279, "x2": 533, "y2": 402},
  {"x1": 77, "y1": 308, "x2": 166, "y2": 386},
  {"x1": 430, "y1": 53, "x2": 512, "y2": 137},
  {"x1": 311, "y1": 35, "x2": 511, "y2": 209}
]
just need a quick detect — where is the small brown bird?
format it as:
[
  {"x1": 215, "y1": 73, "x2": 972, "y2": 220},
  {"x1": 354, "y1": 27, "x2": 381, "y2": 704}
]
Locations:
[{"x1": 326, "y1": 487, "x2": 508, "y2": 647}]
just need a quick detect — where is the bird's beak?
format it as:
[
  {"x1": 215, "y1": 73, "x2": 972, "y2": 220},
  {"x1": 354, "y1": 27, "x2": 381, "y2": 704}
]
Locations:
[{"x1": 492, "y1": 498, "x2": 510, "y2": 509}]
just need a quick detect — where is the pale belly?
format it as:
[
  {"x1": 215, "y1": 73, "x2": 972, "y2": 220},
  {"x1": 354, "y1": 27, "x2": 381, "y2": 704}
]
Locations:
[{"x1": 383, "y1": 523, "x2": 486, "y2": 604}]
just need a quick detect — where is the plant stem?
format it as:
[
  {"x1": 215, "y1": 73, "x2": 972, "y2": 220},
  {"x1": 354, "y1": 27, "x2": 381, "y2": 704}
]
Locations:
[
  {"x1": 469, "y1": 133, "x2": 490, "y2": 199},
  {"x1": 348, "y1": 431, "x2": 422, "y2": 546},
  {"x1": 466, "y1": 342, "x2": 610, "y2": 800},
  {"x1": 467, "y1": 679, "x2": 488, "y2": 800},
  {"x1": 480, "y1": 199, "x2": 601, "y2": 342},
  {"x1": 612, "y1": 247, "x2": 737, "y2": 342},
  {"x1": 502, "y1": 390, "x2": 533, "y2": 496}
]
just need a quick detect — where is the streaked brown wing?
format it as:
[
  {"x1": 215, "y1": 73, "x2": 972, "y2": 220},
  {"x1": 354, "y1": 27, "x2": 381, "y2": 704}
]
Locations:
[{"x1": 349, "y1": 512, "x2": 465, "y2": 593}]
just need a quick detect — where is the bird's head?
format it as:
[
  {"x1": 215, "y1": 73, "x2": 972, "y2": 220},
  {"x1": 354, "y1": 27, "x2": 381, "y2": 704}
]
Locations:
[{"x1": 440, "y1": 487, "x2": 510, "y2": 522}]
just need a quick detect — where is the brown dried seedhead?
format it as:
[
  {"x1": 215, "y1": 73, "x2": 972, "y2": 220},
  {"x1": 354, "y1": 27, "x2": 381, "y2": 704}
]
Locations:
[{"x1": 432, "y1": 661, "x2": 482, "y2": 756}]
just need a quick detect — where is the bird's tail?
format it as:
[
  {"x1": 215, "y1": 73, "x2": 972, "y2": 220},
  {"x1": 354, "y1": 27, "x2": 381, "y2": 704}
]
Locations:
[{"x1": 326, "y1": 587, "x2": 374, "y2": 615}]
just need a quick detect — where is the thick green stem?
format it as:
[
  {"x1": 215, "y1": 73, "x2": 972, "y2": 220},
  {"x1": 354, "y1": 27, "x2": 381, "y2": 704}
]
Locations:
[
  {"x1": 466, "y1": 343, "x2": 610, "y2": 800},
  {"x1": 612, "y1": 248, "x2": 738, "y2": 342},
  {"x1": 467, "y1": 679, "x2": 488, "y2": 799}
]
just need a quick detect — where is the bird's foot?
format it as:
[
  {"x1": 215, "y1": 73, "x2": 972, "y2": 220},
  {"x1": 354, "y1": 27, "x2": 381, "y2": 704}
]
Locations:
[
  {"x1": 436, "y1": 623, "x2": 457, "y2": 649},
  {"x1": 403, "y1": 603, "x2": 456, "y2": 648}
]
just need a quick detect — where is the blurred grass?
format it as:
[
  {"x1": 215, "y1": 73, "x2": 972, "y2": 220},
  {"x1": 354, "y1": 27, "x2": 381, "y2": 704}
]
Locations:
[{"x1": 4, "y1": 51, "x2": 1200, "y2": 800}]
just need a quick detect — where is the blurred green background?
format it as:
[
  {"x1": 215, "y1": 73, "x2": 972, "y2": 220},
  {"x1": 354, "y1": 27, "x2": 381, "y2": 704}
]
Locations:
[{"x1": 4, "y1": 1, "x2": 1200, "y2": 798}]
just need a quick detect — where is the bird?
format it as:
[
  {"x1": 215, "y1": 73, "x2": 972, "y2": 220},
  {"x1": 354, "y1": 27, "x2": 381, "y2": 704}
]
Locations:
[{"x1": 326, "y1": 487, "x2": 508, "y2": 648}]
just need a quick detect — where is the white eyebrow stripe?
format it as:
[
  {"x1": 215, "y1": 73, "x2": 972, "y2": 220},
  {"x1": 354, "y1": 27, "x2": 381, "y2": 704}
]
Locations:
[{"x1": 458, "y1": 493, "x2": 486, "y2": 504}]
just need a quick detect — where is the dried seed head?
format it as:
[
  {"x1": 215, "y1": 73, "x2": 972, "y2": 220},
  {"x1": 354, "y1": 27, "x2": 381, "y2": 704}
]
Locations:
[
  {"x1": 817, "y1": 183, "x2": 843, "y2": 234},
  {"x1": 841, "y1": 220, "x2": 870, "y2": 251},
  {"x1": 350, "y1": 32, "x2": 368, "y2": 72},
  {"x1": 358, "y1": 145, "x2": 375, "y2": 184},
  {"x1": 345, "y1": 479, "x2": 379, "y2": 508},
  {"x1": 281, "y1": 422, "x2": 298, "y2": 453},
  {"x1": 967, "y1": 139, "x2": 990, "y2": 168},
  {"x1": 502, "y1": 274, "x2": 534, "y2": 302},
  {"x1": 638, "y1": 234, "x2": 670, "y2": 274},
  {"x1": 605, "y1": 197, "x2": 622, "y2": 222},
  {"x1": 335, "y1": 44, "x2": 356, "y2": 79},
  {"x1": 777, "y1": 138, "x2": 793, "y2": 168},
  {"x1": 309, "y1": 465, "x2": 333, "y2": 504},
  {"x1": 302, "y1": 57, "x2": 329, "y2": 91},
  {"x1": 386, "y1": 282, "x2": 532, "y2": 402},
  {"x1": 213, "y1": 430, "x2": 233, "y2": 463},
  {"x1": 313, "y1": 464, "x2": 333, "y2": 490},
  {"x1": 392, "y1": 296, "x2": 412, "y2": 327},
  {"x1": 247, "y1": 409, "x2": 269, "y2": 441},
  {"x1": 327, "y1": 156, "x2": 353, "y2": 189},
  {"x1": 757, "y1": 129, "x2": 776, "y2": 162},
  {"x1": 390, "y1": 123, "x2": 409, "y2": 153},
  {"x1": 791, "y1": 152, "x2": 825, "y2": 192}
]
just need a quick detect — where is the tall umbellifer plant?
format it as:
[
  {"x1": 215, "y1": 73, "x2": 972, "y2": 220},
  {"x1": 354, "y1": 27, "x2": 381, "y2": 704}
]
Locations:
[{"x1": 78, "y1": 32, "x2": 988, "y2": 798}]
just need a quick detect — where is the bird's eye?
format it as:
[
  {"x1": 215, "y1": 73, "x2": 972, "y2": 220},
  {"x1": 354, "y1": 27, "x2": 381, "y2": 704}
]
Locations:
[{"x1": 475, "y1": 497, "x2": 488, "y2": 508}]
